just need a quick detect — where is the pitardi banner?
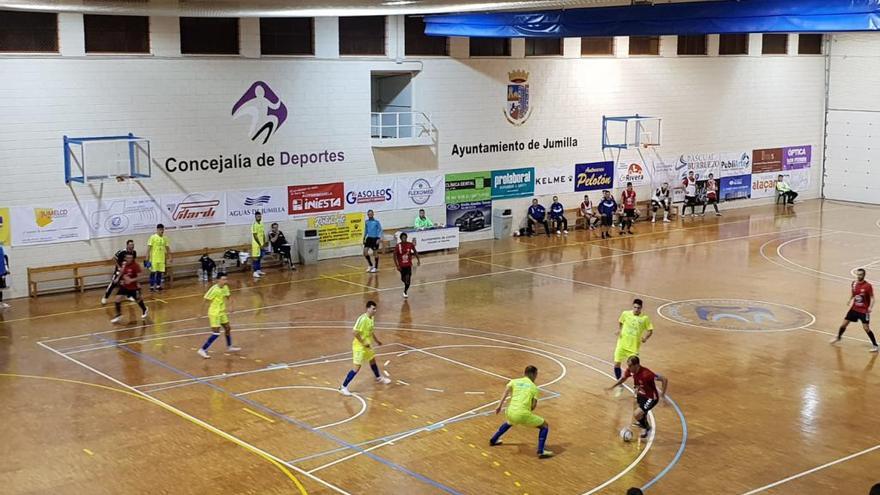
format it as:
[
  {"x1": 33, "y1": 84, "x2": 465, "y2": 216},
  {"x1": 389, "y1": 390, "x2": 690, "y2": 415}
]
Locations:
[{"x1": 160, "y1": 192, "x2": 227, "y2": 229}]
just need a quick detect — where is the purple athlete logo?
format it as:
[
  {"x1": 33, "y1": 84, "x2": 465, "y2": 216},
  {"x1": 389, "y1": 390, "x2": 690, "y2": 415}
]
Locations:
[{"x1": 231, "y1": 82, "x2": 288, "y2": 145}]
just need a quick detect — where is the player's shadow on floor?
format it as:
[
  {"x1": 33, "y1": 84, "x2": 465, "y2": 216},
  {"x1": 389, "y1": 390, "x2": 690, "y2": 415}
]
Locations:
[{"x1": 505, "y1": 442, "x2": 568, "y2": 457}]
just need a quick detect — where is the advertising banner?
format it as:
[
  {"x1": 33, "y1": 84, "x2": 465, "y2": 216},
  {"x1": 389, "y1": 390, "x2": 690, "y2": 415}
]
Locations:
[
  {"x1": 782, "y1": 145, "x2": 812, "y2": 170},
  {"x1": 491, "y1": 167, "x2": 535, "y2": 199},
  {"x1": 751, "y1": 172, "x2": 780, "y2": 198},
  {"x1": 87, "y1": 196, "x2": 163, "y2": 238},
  {"x1": 11, "y1": 203, "x2": 90, "y2": 246},
  {"x1": 160, "y1": 191, "x2": 227, "y2": 229},
  {"x1": 395, "y1": 175, "x2": 445, "y2": 209},
  {"x1": 677, "y1": 152, "x2": 721, "y2": 180},
  {"x1": 226, "y1": 188, "x2": 288, "y2": 226},
  {"x1": 344, "y1": 177, "x2": 397, "y2": 213},
  {"x1": 719, "y1": 151, "x2": 752, "y2": 178},
  {"x1": 0, "y1": 208, "x2": 10, "y2": 245},
  {"x1": 752, "y1": 148, "x2": 783, "y2": 174},
  {"x1": 534, "y1": 166, "x2": 574, "y2": 195},
  {"x1": 446, "y1": 200, "x2": 492, "y2": 232},
  {"x1": 720, "y1": 174, "x2": 752, "y2": 201},
  {"x1": 307, "y1": 212, "x2": 364, "y2": 248},
  {"x1": 574, "y1": 161, "x2": 614, "y2": 192},
  {"x1": 288, "y1": 183, "x2": 345, "y2": 216},
  {"x1": 445, "y1": 172, "x2": 491, "y2": 203},
  {"x1": 615, "y1": 160, "x2": 649, "y2": 188},
  {"x1": 397, "y1": 227, "x2": 460, "y2": 253},
  {"x1": 785, "y1": 169, "x2": 811, "y2": 191}
]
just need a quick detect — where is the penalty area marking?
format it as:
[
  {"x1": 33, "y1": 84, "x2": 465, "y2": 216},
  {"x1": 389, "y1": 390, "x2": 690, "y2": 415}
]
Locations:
[{"x1": 238, "y1": 385, "x2": 368, "y2": 430}]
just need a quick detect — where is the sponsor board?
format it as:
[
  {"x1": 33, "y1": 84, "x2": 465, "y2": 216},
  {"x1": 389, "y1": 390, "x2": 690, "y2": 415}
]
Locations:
[
  {"x1": 615, "y1": 160, "x2": 649, "y2": 188},
  {"x1": 783, "y1": 145, "x2": 812, "y2": 170},
  {"x1": 751, "y1": 171, "x2": 780, "y2": 198},
  {"x1": 307, "y1": 212, "x2": 364, "y2": 248},
  {"x1": 87, "y1": 197, "x2": 163, "y2": 238},
  {"x1": 785, "y1": 168, "x2": 811, "y2": 192},
  {"x1": 288, "y1": 183, "x2": 345, "y2": 216},
  {"x1": 574, "y1": 161, "x2": 614, "y2": 192},
  {"x1": 395, "y1": 175, "x2": 445, "y2": 209},
  {"x1": 677, "y1": 152, "x2": 721, "y2": 180},
  {"x1": 397, "y1": 227, "x2": 460, "y2": 253},
  {"x1": 11, "y1": 203, "x2": 90, "y2": 246},
  {"x1": 719, "y1": 151, "x2": 752, "y2": 177},
  {"x1": 160, "y1": 192, "x2": 227, "y2": 229},
  {"x1": 720, "y1": 174, "x2": 752, "y2": 201},
  {"x1": 445, "y1": 172, "x2": 492, "y2": 203},
  {"x1": 534, "y1": 166, "x2": 574, "y2": 195},
  {"x1": 0, "y1": 208, "x2": 10, "y2": 245},
  {"x1": 752, "y1": 148, "x2": 783, "y2": 174},
  {"x1": 446, "y1": 200, "x2": 492, "y2": 232},
  {"x1": 491, "y1": 167, "x2": 535, "y2": 199},
  {"x1": 344, "y1": 178, "x2": 397, "y2": 213},
  {"x1": 226, "y1": 188, "x2": 288, "y2": 226}
]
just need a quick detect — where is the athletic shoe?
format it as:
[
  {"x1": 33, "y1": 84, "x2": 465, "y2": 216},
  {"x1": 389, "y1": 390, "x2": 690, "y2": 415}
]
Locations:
[
  {"x1": 538, "y1": 450, "x2": 555, "y2": 459},
  {"x1": 370, "y1": 267, "x2": 378, "y2": 273},
  {"x1": 257, "y1": 270, "x2": 266, "y2": 276},
  {"x1": 403, "y1": 292, "x2": 408, "y2": 298},
  {"x1": 640, "y1": 426, "x2": 652, "y2": 439},
  {"x1": 663, "y1": 218, "x2": 670, "y2": 223},
  {"x1": 870, "y1": 346, "x2": 879, "y2": 353},
  {"x1": 101, "y1": 297, "x2": 108, "y2": 305},
  {"x1": 829, "y1": 337, "x2": 842, "y2": 345},
  {"x1": 563, "y1": 230, "x2": 568, "y2": 235},
  {"x1": 376, "y1": 376, "x2": 391, "y2": 384},
  {"x1": 110, "y1": 315, "x2": 122, "y2": 324},
  {"x1": 716, "y1": 212, "x2": 722, "y2": 216},
  {"x1": 651, "y1": 218, "x2": 656, "y2": 223},
  {"x1": 253, "y1": 272, "x2": 262, "y2": 278},
  {"x1": 141, "y1": 308, "x2": 149, "y2": 320},
  {"x1": 228, "y1": 346, "x2": 241, "y2": 352},
  {"x1": 366, "y1": 267, "x2": 373, "y2": 273},
  {"x1": 556, "y1": 230, "x2": 561, "y2": 235},
  {"x1": 0, "y1": 302, "x2": 9, "y2": 309},
  {"x1": 127, "y1": 296, "x2": 135, "y2": 302},
  {"x1": 197, "y1": 348, "x2": 210, "y2": 359},
  {"x1": 489, "y1": 439, "x2": 503, "y2": 446},
  {"x1": 339, "y1": 386, "x2": 352, "y2": 396}
]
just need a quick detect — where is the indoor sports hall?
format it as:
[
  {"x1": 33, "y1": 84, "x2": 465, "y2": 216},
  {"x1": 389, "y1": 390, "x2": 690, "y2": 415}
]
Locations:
[{"x1": 1, "y1": 1, "x2": 879, "y2": 494}]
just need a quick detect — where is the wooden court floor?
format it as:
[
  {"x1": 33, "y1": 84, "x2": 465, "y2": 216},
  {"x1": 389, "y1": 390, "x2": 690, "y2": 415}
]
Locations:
[{"x1": 2, "y1": 198, "x2": 879, "y2": 495}]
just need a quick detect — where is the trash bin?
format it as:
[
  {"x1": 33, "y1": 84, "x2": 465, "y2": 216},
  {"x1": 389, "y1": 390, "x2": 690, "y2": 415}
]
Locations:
[
  {"x1": 297, "y1": 229, "x2": 319, "y2": 265},
  {"x1": 493, "y1": 208, "x2": 514, "y2": 239}
]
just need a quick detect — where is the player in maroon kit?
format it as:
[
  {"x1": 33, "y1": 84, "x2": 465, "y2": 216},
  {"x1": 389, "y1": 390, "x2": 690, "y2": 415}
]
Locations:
[
  {"x1": 394, "y1": 232, "x2": 421, "y2": 299},
  {"x1": 111, "y1": 253, "x2": 148, "y2": 324},
  {"x1": 607, "y1": 355, "x2": 668, "y2": 438},
  {"x1": 620, "y1": 182, "x2": 637, "y2": 235},
  {"x1": 830, "y1": 268, "x2": 879, "y2": 352},
  {"x1": 701, "y1": 173, "x2": 721, "y2": 216}
]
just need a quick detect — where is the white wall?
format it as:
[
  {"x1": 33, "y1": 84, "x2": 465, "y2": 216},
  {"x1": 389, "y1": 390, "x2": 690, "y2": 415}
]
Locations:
[
  {"x1": 826, "y1": 33, "x2": 880, "y2": 203},
  {"x1": 0, "y1": 19, "x2": 827, "y2": 298}
]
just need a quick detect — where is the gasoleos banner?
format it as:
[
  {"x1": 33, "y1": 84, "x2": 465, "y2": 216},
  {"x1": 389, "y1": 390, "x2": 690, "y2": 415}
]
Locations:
[{"x1": 344, "y1": 178, "x2": 397, "y2": 213}]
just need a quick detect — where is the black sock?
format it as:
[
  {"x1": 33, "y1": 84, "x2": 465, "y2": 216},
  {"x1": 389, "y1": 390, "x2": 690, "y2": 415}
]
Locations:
[
  {"x1": 374, "y1": 257, "x2": 379, "y2": 268},
  {"x1": 114, "y1": 302, "x2": 122, "y2": 315},
  {"x1": 639, "y1": 415, "x2": 650, "y2": 429},
  {"x1": 838, "y1": 326, "x2": 846, "y2": 338},
  {"x1": 364, "y1": 255, "x2": 373, "y2": 267},
  {"x1": 868, "y1": 331, "x2": 878, "y2": 346},
  {"x1": 137, "y1": 300, "x2": 147, "y2": 312}
]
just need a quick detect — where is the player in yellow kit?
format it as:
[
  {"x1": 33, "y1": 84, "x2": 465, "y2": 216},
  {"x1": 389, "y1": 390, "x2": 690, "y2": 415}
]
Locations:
[
  {"x1": 339, "y1": 300, "x2": 392, "y2": 395},
  {"x1": 146, "y1": 223, "x2": 170, "y2": 291},
  {"x1": 489, "y1": 365, "x2": 554, "y2": 458},
  {"x1": 250, "y1": 211, "x2": 267, "y2": 279},
  {"x1": 613, "y1": 298, "x2": 654, "y2": 380},
  {"x1": 197, "y1": 272, "x2": 241, "y2": 358}
]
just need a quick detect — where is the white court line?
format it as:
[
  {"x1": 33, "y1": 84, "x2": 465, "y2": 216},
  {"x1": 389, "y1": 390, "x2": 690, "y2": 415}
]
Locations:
[
  {"x1": 739, "y1": 443, "x2": 880, "y2": 494},
  {"x1": 237, "y1": 386, "x2": 368, "y2": 430},
  {"x1": 800, "y1": 326, "x2": 871, "y2": 344},
  {"x1": 776, "y1": 232, "x2": 853, "y2": 282},
  {"x1": 758, "y1": 237, "x2": 849, "y2": 285},
  {"x1": 35, "y1": 340, "x2": 352, "y2": 495},
  {"x1": 321, "y1": 275, "x2": 377, "y2": 290}
]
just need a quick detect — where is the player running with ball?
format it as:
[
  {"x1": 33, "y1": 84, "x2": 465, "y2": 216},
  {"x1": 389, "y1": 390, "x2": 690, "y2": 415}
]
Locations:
[{"x1": 607, "y1": 355, "x2": 669, "y2": 439}]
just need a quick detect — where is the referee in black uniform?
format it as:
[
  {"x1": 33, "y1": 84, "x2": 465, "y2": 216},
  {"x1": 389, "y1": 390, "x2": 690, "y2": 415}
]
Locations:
[{"x1": 102, "y1": 239, "x2": 137, "y2": 305}]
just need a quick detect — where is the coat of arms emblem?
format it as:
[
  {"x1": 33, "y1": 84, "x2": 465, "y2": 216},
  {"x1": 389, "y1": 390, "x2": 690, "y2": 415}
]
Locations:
[{"x1": 504, "y1": 70, "x2": 531, "y2": 126}]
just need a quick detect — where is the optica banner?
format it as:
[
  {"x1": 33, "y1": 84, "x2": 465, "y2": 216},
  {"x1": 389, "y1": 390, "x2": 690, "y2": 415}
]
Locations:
[
  {"x1": 445, "y1": 172, "x2": 491, "y2": 203},
  {"x1": 226, "y1": 187, "x2": 288, "y2": 226},
  {"x1": 87, "y1": 196, "x2": 163, "y2": 238},
  {"x1": 307, "y1": 212, "x2": 364, "y2": 248},
  {"x1": 288, "y1": 182, "x2": 345, "y2": 216},
  {"x1": 395, "y1": 175, "x2": 445, "y2": 209},
  {"x1": 160, "y1": 191, "x2": 227, "y2": 229},
  {"x1": 344, "y1": 178, "x2": 397, "y2": 213},
  {"x1": 782, "y1": 145, "x2": 812, "y2": 170},
  {"x1": 11, "y1": 203, "x2": 90, "y2": 246},
  {"x1": 574, "y1": 161, "x2": 614, "y2": 192},
  {"x1": 491, "y1": 167, "x2": 535, "y2": 199},
  {"x1": 0, "y1": 208, "x2": 10, "y2": 245},
  {"x1": 534, "y1": 166, "x2": 575, "y2": 195}
]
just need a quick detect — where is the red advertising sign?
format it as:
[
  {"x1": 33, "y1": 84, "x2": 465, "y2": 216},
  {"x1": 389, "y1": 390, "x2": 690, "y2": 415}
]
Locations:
[
  {"x1": 751, "y1": 148, "x2": 783, "y2": 174},
  {"x1": 288, "y1": 182, "x2": 344, "y2": 215}
]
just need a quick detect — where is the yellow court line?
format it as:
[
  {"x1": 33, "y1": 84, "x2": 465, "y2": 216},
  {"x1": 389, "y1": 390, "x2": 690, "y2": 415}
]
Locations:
[
  {"x1": 0, "y1": 373, "x2": 308, "y2": 495},
  {"x1": 83, "y1": 448, "x2": 95, "y2": 456},
  {"x1": 243, "y1": 407, "x2": 277, "y2": 424}
]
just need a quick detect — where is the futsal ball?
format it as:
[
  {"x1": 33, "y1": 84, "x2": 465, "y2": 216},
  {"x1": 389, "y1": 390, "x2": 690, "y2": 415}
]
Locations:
[{"x1": 619, "y1": 428, "x2": 634, "y2": 442}]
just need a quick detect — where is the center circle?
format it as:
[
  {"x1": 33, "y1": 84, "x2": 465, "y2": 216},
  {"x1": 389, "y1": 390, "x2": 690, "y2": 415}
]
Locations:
[{"x1": 657, "y1": 298, "x2": 815, "y2": 332}]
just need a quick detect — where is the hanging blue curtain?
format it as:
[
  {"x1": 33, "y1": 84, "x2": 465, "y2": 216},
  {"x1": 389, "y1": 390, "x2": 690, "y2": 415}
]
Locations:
[{"x1": 424, "y1": 0, "x2": 880, "y2": 37}]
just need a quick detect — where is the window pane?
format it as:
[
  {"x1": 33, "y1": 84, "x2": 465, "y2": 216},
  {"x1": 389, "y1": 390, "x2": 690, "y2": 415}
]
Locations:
[
  {"x1": 677, "y1": 35, "x2": 706, "y2": 55},
  {"x1": 180, "y1": 17, "x2": 239, "y2": 55},
  {"x1": 405, "y1": 16, "x2": 447, "y2": 56},
  {"x1": 470, "y1": 37, "x2": 510, "y2": 57},
  {"x1": 629, "y1": 36, "x2": 659, "y2": 55},
  {"x1": 525, "y1": 38, "x2": 561, "y2": 56},
  {"x1": 0, "y1": 11, "x2": 57, "y2": 52},
  {"x1": 260, "y1": 17, "x2": 313, "y2": 55},
  {"x1": 581, "y1": 36, "x2": 613, "y2": 55},
  {"x1": 339, "y1": 16, "x2": 385, "y2": 56},
  {"x1": 799, "y1": 34, "x2": 823, "y2": 55},
  {"x1": 762, "y1": 33, "x2": 788, "y2": 54},
  {"x1": 84, "y1": 15, "x2": 149, "y2": 53},
  {"x1": 719, "y1": 33, "x2": 749, "y2": 55}
]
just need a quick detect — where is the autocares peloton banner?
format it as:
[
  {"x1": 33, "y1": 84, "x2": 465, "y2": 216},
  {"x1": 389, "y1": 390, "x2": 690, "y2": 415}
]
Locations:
[{"x1": 11, "y1": 203, "x2": 90, "y2": 246}]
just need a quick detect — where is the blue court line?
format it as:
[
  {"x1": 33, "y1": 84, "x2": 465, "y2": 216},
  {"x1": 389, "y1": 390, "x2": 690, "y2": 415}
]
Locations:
[
  {"x1": 640, "y1": 395, "x2": 688, "y2": 491},
  {"x1": 288, "y1": 391, "x2": 563, "y2": 465},
  {"x1": 93, "y1": 334, "x2": 464, "y2": 495}
]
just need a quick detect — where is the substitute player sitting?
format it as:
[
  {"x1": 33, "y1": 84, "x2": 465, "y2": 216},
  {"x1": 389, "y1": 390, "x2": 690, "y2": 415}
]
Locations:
[
  {"x1": 830, "y1": 268, "x2": 879, "y2": 352},
  {"x1": 339, "y1": 301, "x2": 392, "y2": 396},
  {"x1": 613, "y1": 298, "x2": 654, "y2": 381},
  {"x1": 489, "y1": 365, "x2": 554, "y2": 458},
  {"x1": 607, "y1": 355, "x2": 668, "y2": 439},
  {"x1": 110, "y1": 253, "x2": 148, "y2": 324},
  {"x1": 197, "y1": 272, "x2": 241, "y2": 358},
  {"x1": 394, "y1": 232, "x2": 420, "y2": 299}
]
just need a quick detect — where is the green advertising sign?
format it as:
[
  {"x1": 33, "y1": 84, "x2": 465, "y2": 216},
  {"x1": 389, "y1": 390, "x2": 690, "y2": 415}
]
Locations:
[{"x1": 445, "y1": 171, "x2": 492, "y2": 203}]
